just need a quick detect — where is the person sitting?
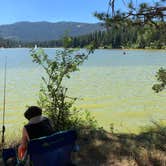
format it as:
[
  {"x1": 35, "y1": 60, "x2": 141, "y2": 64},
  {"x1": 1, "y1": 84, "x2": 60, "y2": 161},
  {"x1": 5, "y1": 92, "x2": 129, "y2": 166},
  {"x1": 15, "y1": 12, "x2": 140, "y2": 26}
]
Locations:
[{"x1": 18, "y1": 106, "x2": 54, "y2": 160}]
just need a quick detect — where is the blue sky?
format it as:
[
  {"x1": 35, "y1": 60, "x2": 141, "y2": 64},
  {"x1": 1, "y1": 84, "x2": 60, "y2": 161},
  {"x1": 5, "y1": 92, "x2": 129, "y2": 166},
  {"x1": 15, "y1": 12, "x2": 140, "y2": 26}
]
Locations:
[{"x1": 0, "y1": 0, "x2": 155, "y2": 25}]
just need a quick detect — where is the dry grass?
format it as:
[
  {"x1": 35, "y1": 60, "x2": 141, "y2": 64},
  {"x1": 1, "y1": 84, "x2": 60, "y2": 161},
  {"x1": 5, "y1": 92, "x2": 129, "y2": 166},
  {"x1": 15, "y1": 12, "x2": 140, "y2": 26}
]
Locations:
[
  {"x1": 73, "y1": 126, "x2": 166, "y2": 166},
  {"x1": 0, "y1": 126, "x2": 166, "y2": 166}
]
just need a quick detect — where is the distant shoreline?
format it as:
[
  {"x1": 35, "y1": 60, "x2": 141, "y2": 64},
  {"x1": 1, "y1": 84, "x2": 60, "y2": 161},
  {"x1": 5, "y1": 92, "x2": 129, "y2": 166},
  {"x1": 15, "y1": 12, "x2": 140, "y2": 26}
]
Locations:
[
  {"x1": 1, "y1": 47, "x2": 166, "y2": 51},
  {"x1": 99, "y1": 48, "x2": 166, "y2": 51}
]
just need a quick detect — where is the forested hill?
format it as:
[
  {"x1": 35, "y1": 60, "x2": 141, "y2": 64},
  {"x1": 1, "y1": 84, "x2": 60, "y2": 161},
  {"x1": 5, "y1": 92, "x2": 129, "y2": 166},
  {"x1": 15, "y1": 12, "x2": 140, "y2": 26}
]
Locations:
[
  {"x1": 25, "y1": 23, "x2": 166, "y2": 49},
  {"x1": 0, "y1": 21, "x2": 103, "y2": 42}
]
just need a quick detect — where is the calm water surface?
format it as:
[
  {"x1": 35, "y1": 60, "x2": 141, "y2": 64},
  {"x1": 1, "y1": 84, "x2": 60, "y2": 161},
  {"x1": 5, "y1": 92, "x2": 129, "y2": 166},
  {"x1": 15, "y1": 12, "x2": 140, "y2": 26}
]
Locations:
[{"x1": 0, "y1": 48, "x2": 166, "y2": 138}]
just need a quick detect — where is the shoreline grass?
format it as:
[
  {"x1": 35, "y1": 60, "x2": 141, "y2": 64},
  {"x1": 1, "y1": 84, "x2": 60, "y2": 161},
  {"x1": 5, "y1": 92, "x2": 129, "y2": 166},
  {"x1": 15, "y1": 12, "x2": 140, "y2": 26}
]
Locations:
[{"x1": 1, "y1": 123, "x2": 165, "y2": 166}]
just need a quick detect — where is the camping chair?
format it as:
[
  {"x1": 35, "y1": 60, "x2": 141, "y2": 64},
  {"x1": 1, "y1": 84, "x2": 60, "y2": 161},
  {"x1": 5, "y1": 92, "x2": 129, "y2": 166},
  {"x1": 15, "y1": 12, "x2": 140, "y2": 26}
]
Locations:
[
  {"x1": 2, "y1": 130, "x2": 77, "y2": 166},
  {"x1": 2, "y1": 148, "x2": 18, "y2": 166}
]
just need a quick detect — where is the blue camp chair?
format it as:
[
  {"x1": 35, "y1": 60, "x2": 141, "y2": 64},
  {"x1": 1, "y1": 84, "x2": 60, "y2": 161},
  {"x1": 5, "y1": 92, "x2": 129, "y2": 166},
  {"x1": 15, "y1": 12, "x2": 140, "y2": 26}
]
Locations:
[
  {"x1": 2, "y1": 148, "x2": 18, "y2": 166},
  {"x1": 2, "y1": 130, "x2": 77, "y2": 166},
  {"x1": 27, "y1": 129, "x2": 77, "y2": 166}
]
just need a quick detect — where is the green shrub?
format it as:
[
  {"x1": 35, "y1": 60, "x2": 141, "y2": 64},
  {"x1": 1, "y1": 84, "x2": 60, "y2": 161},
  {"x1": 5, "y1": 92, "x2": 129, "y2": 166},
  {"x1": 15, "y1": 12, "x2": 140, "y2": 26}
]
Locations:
[{"x1": 30, "y1": 38, "x2": 97, "y2": 132}]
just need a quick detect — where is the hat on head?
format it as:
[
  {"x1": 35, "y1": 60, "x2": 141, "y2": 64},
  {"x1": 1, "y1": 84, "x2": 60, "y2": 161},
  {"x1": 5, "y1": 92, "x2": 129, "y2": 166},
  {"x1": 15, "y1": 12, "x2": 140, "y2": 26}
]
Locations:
[{"x1": 24, "y1": 106, "x2": 42, "y2": 120}]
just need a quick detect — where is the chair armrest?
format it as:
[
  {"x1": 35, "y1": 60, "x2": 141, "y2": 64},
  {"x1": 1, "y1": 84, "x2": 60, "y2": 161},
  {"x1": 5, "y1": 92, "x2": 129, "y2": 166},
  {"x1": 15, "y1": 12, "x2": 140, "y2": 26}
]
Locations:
[{"x1": 73, "y1": 144, "x2": 80, "y2": 152}]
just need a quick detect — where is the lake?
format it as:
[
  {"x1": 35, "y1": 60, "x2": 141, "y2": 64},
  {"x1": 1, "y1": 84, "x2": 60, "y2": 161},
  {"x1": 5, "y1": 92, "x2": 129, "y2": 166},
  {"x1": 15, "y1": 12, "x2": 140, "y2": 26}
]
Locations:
[{"x1": 0, "y1": 48, "x2": 166, "y2": 139}]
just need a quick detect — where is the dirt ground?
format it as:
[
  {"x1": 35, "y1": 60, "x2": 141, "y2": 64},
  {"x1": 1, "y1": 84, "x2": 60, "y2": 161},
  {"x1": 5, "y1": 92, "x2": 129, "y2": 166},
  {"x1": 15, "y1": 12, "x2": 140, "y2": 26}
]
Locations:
[
  {"x1": 73, "y1": 128, "x2": 166, "y2": 166},
  {"x1": 0, "y1": 127, "x2": 166, "y2": 166}
]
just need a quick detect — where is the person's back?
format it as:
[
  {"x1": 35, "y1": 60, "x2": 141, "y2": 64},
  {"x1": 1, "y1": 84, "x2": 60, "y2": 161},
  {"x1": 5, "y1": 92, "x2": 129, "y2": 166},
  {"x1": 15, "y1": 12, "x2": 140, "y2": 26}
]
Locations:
[
  {"x1": 18, "y1": 106, "x2": 54, "y2": 160},
  {"x1": 24, "y1": 116, "x2": 53, "y2": 139},
  {"x1": 5, "y1": 106, "x2": 54, "y2": 165}
]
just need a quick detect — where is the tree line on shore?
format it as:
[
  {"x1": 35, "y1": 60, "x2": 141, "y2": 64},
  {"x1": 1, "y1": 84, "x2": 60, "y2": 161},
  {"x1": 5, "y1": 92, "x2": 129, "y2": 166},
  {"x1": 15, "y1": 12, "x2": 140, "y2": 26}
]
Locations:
[{"x1": 0, "y1": 22, "x2": 165, "y2": 49}]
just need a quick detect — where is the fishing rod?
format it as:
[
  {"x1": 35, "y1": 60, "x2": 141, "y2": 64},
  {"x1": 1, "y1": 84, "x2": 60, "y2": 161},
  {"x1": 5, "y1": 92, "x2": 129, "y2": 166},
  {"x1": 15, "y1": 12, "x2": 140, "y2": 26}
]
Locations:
[{"x1": 2, "y1": 56, "x2": 7, "y2": 146}]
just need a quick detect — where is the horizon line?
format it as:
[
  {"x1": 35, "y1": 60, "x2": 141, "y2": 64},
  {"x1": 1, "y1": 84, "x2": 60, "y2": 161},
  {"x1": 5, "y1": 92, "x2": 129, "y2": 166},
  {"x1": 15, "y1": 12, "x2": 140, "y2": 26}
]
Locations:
[{"x1": 0, "y1": 20, "x2": 101, "y2": 26}]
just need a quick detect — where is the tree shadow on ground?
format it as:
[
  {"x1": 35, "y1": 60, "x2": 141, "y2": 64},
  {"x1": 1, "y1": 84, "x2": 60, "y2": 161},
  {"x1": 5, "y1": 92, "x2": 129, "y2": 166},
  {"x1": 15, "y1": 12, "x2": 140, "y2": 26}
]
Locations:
[
  {"x1": 73, "y1": 126, "x2": 166, "y2": 166},
  {"x1": 0, "y1": 126, "x2": 165, "y2": 166}
]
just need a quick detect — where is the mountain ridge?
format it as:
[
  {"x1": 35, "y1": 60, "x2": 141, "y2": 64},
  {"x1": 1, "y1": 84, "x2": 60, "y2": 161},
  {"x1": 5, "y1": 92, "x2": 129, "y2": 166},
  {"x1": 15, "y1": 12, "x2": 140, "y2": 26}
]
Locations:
[{"x1": 0, "y1": 21, "x2": 104, "y2": 42}]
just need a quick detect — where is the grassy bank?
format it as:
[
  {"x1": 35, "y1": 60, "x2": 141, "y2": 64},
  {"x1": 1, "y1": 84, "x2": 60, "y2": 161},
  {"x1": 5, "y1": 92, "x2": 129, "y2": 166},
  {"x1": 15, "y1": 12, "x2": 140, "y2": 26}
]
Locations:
[
  {"x1": 0, "y1": 124, "x2": 166, "y2": 166},
  {"x1": 73, "y1": 125, "x2": 166, "y2": 166}
]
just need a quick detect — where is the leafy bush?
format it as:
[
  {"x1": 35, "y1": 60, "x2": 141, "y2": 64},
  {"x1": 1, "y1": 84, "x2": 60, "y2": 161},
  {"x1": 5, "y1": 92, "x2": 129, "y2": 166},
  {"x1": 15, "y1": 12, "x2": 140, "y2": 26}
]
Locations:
[{"x1": 30, "y1": 37, "x2": 97, "y2": 131}]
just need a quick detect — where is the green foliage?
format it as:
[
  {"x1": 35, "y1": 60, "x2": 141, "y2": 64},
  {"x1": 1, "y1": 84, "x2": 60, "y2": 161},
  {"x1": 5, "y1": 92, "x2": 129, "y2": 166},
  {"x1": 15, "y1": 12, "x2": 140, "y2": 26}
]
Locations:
[
  {"x1": 30, "y1": 40, "x2": 97, "y2": 131},
  {"x1": 110, "y1": 123, "x2": 114, "y2": 134},
  {"x1": 152, "y1": 67, "x2": 166, "y2": 93},
  {"x1": 95, "y1": 0, "x2": 166, "y2": 27}
]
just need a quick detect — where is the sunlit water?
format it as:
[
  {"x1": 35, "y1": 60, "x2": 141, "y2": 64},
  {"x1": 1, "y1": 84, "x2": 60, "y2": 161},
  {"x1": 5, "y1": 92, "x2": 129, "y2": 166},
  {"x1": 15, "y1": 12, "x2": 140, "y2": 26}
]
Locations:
[{"x1": 0, "y1": 48, "x2": 166, "y2": 140}]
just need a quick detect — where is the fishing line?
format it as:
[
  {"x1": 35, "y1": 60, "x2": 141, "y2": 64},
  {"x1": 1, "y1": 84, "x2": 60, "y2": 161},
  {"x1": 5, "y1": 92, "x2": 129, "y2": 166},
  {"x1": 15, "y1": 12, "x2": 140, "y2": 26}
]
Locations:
[{"x1": 2, "y1": 56, "x2": 7, "y2": 146}]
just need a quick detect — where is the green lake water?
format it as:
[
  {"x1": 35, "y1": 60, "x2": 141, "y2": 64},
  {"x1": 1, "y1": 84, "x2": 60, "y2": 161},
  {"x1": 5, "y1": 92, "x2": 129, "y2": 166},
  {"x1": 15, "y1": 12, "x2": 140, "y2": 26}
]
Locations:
[{"x1": 0, "y1": 48, "x2": 166, "y2": 140}]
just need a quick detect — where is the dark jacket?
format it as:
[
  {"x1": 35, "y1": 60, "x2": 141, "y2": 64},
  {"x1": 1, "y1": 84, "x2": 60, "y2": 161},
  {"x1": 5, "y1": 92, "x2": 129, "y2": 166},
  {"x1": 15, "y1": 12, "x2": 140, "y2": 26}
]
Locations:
[{"x1": 24, "y1": 117, "x2": 54, "y2": 140}]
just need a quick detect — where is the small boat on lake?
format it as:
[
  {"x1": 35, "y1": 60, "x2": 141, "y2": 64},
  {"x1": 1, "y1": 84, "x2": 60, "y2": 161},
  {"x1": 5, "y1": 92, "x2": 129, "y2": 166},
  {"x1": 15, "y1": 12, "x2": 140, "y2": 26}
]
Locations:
[{"x1": 34, "y1": 44, "x2": 37, "y2": 49}]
